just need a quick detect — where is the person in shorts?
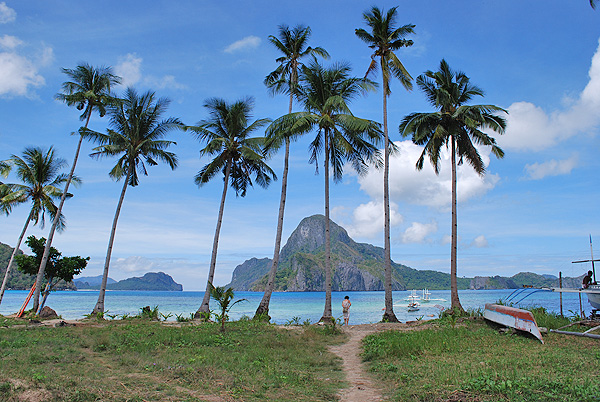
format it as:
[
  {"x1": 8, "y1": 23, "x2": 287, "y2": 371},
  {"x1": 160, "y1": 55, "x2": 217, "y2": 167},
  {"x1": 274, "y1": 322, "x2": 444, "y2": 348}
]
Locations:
[{"x1": 342, "y1": 295, "x2": 351, "y2": 325}]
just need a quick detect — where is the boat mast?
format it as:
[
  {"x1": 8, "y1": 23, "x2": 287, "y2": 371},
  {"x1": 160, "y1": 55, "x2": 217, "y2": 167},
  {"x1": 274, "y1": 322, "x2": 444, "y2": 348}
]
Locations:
[{"x1": 591, "y1": 235, "x2": 596, "y2": 282}]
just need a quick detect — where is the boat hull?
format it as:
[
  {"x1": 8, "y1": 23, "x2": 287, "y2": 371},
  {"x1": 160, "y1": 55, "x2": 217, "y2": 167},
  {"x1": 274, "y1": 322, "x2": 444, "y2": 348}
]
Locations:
[
  {"x1": 484, "y1": 303, "x2": 544, "y2": 343},
  {"x1": 588, "y1": 285, "x2": 600, "y2": 309}
]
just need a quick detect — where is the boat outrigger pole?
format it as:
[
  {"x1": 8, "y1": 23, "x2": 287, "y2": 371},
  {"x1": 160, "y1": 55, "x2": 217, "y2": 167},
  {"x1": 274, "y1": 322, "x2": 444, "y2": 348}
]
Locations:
[{"x1": 572, "y1": 235, "x2": 598, "y2": 283}]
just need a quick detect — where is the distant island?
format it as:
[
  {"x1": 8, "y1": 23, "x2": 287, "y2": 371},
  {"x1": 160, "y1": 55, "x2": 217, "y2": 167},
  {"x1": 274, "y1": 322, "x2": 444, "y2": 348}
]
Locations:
[
  {"x1": 0, "y1": 242, "x2": 183, "y2": 291},
  {"x1": 225, "y1": 215, "x2": 584, "y2": 292},
  {"x1": 74, "y1": 272, "x2": 183, "y2": 291}
]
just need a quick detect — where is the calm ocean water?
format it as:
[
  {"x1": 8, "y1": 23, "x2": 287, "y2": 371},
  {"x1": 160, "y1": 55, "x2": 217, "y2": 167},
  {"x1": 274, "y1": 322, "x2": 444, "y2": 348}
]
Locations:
[{"x1": 0, "y1": 289, "x2": 591, "y2": 324}]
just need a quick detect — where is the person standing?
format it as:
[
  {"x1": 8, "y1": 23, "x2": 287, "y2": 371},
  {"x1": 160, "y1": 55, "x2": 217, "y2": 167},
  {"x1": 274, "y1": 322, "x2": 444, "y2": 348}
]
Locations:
[
  {"x1": 583, "y1": 270, "x2": 596, "y2": 288},
  {"x1": 342, "y1": 296, "x2": 351, "y2": 325}
]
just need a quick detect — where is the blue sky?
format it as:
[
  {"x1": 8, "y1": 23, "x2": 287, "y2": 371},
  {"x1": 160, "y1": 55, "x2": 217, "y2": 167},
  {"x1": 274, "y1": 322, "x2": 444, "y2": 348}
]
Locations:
[{"x1": 1, "y1": 1, "x2": 599, "y2": 290}]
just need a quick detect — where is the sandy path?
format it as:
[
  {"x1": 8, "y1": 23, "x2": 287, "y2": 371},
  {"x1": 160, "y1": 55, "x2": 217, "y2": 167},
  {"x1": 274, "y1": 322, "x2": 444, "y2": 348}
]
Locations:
[{"x1": 328, "y1": 325, "x2": 385, "y2": 402}]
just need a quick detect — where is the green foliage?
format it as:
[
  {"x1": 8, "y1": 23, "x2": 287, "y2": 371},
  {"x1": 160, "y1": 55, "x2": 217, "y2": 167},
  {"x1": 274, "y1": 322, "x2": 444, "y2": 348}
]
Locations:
[
  {"x1": 209, "y1": 283, "x2": 247, "y2": 332},
  {"x1": 15, "y1": 236, "x2": 88, "y2": 287},
  {"x1": 137, "y1": 306, "x2": 160, "y2": 321},
  {"x1": 528, "y1": 306, "x2": 575, "y2": 329},
  {"x1": 285, "y1": 316, "x2": 302, "y2": 326}
]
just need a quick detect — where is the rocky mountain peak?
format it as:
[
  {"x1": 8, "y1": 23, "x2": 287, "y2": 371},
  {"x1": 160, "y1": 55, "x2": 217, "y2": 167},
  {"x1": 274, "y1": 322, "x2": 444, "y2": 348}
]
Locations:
[{"x1": 279, "y1": 214, "x2": 353, "y2": 261}]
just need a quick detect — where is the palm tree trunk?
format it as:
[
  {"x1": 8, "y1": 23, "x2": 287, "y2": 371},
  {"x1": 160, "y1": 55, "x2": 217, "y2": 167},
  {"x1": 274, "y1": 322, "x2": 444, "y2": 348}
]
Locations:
[
  {"x1": 255, "y1": 137, "x2": 289, "y2": 319},
  {"x1": 254, "y1": 90, "x2": 294, "y2": 319},
  {"x1": 196, "y1": 159, "x2": 232, "y2": 317},
  {"x1": 34, "y1": 115, "x2": 90, "y2": 313},
  {"x1": 381, "y1": 82, "x2": 399, "y2": 323},
  {"x1": 39, "y1": 277, "x2": 52, "y2": 311},
  {"x1": 320, "y1": 131, "x2": 333, "y2": 322},
  {"x1": 450, "y1": 136, "x2": 464, "y2": 312},
  {"x1": 0, "y1": 211, "x2": 33, "y2": 306},
  {"x1": 92, "y1": 164, "x2": 131, "y2": 315}
]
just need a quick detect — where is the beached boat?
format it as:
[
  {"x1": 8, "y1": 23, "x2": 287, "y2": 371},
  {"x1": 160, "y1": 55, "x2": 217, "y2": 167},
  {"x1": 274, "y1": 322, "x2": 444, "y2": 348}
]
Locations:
[{"x1": 484, "y1": 303, "x2": 544, "y2": 343}]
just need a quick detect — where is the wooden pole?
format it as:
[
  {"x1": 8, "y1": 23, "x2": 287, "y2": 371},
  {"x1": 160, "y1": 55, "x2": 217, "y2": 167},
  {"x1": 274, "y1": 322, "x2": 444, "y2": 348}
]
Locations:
[
  {"x1": 559, "y1": 272, "x2": 563, "y2": 317},
  {"x1": 579, "y1": 292, "x2": 584, "y2": 319}
]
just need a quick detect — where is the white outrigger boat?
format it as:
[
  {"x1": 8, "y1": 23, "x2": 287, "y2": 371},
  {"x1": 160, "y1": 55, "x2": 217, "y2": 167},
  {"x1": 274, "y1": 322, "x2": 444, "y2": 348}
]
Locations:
[{"x1": 486, "y1": 237, "x2": 600, "y2": 341}]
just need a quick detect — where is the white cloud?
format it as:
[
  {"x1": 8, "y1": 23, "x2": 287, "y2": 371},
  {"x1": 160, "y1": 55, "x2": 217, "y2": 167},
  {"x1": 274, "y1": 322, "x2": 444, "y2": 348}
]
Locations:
[
  {"x1": 471, "y1": 235, "x2": 488, "y2": 248},
  {"x1": 115, "y1": 53, "x2": 142, "y2": 87},
  {"x1": 0, "y1": 35, "x2": 22, "y2": 50},
  {"x1": 524, "y1": 154, "x2": 578, "y2": 180},
  {"x1": 224, "y1": 36, "x2": 261, "y2": 53},
  {"x1": 342, "y1": 201, "x2": 403, "y2": 239},
  {"x1": 0, "y1": 2, "x2": 16, "y2": 24},
  {"x1": 0, "y1": 39, "x2": 52, "y2": 97},
  {"x1": 115, "y1": 53, "x2": 185, "y2": 90},
  {"x1": 357, "y1": 141, "x2": 499, "y2": 210},
  {"x1": 499, "y1": 38, "x2": 600, "y2": 151},
  {"x1": 401, "y1": 221, "x2": 438, "y2": 243}
]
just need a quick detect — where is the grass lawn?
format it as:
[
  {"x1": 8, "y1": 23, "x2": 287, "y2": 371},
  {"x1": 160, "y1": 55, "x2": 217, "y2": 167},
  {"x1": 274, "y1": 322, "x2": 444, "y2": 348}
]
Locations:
[
  {"x1": 362, "y1": 317, "x2": 600, "y2": 402},
  {"x1": 0, "y1": 316, "x2": 346, "y2": 401}
]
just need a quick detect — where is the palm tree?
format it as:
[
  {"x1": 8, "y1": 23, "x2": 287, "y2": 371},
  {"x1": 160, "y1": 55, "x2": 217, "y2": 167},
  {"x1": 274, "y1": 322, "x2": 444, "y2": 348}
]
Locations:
[
  {"x1": 399, "y1": 59, "x2": 506, "y2": 312},
  {"x1": 210, "y1": 283, "x2": 247, "y2": 332},
  {"x1": 33, "y1": 64, "x2": 120, "y2": 313},
  {"x1": 255, "y1": 25, "x2": 329, "y2": 319},
  {"x1": 276, "y1": 60, "x2": 382, "y2": 322},
  {"x1": 87, "y1": 88, "x2": 182, "y2": 315},
  {"x1": 0, "y1": 147, "x2": 73, "y2": 306},
  {"x1": 355, "y1": 6, "x2": 415, "y2": 323},
  {"x1": 189, "y1": 97, "x2": 276, "y2": 317},
  {"x1": 591, "y1": 0, "x2": 597, "y2": 9}
]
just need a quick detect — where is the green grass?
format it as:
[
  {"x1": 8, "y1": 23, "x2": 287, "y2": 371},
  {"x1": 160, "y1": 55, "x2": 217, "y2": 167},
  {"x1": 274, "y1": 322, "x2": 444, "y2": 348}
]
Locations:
[
  {"x1": 0, "y1": 319, "x2": 346, "y2": 401},
  {"x1": 362, "y1": 318, "x2": 600, "y2": 401}
]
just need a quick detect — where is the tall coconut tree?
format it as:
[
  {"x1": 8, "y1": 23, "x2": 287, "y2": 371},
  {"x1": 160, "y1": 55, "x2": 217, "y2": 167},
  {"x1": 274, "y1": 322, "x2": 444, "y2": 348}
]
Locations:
[
  {"x1": 189, "y1": 98, "x2": 276, "y2": 317},
  {"x1": 33, "y1": 64, "x2": 120, "y2": 313},
  {"x1": 0, "y1": 147, "x2": 74, "y2": 306},
  {"x1": 399, "y1": 59, "x2": 506, "y2": 312},
  {"x1": 355, "y1": 6, "x2": 415, "y2": 323},
  {"x1": 87, "y1": 88, "x2": 182, "y2": 315},
  {"x1": 255, "y1": 25, "x2": 329, "y2": 319},
  {"x1": 274, "y1": 60, "x2": 382, "y2": 322}
]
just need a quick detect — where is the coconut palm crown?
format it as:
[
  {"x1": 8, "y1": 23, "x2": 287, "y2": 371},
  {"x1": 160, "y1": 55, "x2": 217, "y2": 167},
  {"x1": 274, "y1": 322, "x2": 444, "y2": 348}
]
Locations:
[{"x1": 399, "y1": 59, "x2": 507, "y2": 311}]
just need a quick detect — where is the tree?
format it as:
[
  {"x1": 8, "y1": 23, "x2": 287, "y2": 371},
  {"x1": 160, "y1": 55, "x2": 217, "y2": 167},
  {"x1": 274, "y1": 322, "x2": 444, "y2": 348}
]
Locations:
[
  {"x1": 276, "y1": 60, "x2": 382, "y2": 322},
  {"x1": 87, "y1": 87, "x2": 182, "y2": 314},
  {"x1": 210, "y1": 283, "x2": 247, "y2": 332},
  {"x1": 255, "y1": 25, "x2": 329, "y2": 320},
  {"x1": 591, "y1": 0, "x2": 597, "y2": 9},
  {"x1": 188, "y1": 97, "x2": 276, "y2": 317},
  {"x1": 399, "y1": 59, "x2": 506, "y2": 312},
  {"x1": 33, "y1": 64, "x2": 120, "y2": 313},
  {"x1": 355, "y1": 6, "x2": 415, "y2": 323},
  {"x1": 0, "y1": 147, "x2": 73, "y2": 306},
  {"x1": 16, "y1": 235, "x2": 88, "y2": 311}
]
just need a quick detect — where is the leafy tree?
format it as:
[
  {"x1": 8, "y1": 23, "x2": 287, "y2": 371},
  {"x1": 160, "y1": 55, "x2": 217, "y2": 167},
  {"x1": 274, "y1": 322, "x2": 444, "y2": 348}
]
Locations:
[
  {"x1": 0, "y1": 147, "x2": 73, "y2": 306},
  {"x1": 16, "y1": 236, "x2": 88, "y2": 311},
  {"x1": 33, "y1": 64, "x2": 120, "y2": 313},
  {"x1": 210, "y1": 283, "x2": 247, "y2": 332},
  {"x1": 399, "y1": 59, "x2": 506, "y2": 312},
  {"x1": 355, "y1": 5, "x2": 415, "y2": 323},
  {"x1": 188, "y1": 97, "x2": 276, "y2": 317},
  {"x1": 255, "y1": 24, "x2": 329, "y2": 320},
  {"x1": 86, "y1": 87, "x2": 182, "y2": 315},
  {"x1": 273, "y1": 60, "x2": 382, "y2": 321}
]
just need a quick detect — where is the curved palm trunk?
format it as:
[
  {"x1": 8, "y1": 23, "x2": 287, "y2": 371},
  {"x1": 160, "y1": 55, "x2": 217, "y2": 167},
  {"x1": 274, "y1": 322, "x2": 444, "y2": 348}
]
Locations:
[
  {"x1": 0, "y1": 210, "x2": 34, "y2": 306},
  {"x1": 255, "y1": 90, "x2": 295, "y2": 319},
  {"x1": 255, "y1": 137, "x2": 289, "y2": 319},
  {"x1": 196, "y1": 160, "x2": 232, "y2": 317},
  {"x1": 450, "y1": 136, "x2": 464, "y2": 312},
  {"x1": 320, "y1": 131, "x2": 333, "y2": 322},
  {"x1": 381, "y1": 84, "x2": 399, "y2": 323},
  {"x1": 34, "y1": 115, "x2": 91, "y2": 313},
  {"x1": 92, "y1": 165, "x2": 131, "y2": 315}
]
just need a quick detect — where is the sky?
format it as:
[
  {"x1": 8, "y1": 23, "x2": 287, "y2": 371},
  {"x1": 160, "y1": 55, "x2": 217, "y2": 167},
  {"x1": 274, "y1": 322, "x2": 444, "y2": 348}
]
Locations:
[{"x1": 1, "y1": 1, "x2": 599, "y2": 291}]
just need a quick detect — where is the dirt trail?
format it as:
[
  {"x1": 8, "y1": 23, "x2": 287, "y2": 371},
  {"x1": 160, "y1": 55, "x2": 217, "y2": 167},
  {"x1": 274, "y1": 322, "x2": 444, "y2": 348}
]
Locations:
[{"x1": 328, "y1": 325, "x2": 385, "y2": 402}]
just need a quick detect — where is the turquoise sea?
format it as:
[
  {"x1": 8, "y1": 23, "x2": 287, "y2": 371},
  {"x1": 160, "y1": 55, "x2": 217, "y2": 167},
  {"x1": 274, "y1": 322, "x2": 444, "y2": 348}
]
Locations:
[{"x1": 0, "y1": 289, "x2": 591, "y2": 324}]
